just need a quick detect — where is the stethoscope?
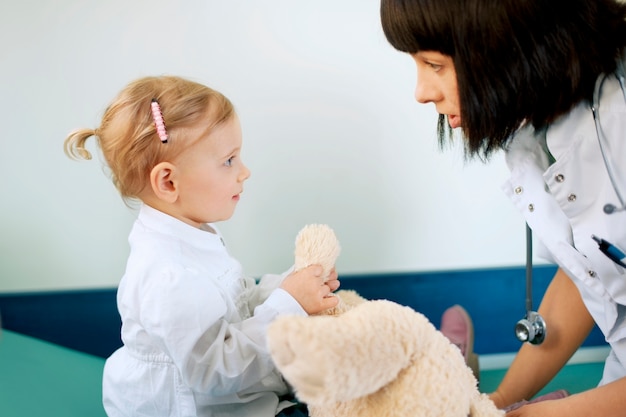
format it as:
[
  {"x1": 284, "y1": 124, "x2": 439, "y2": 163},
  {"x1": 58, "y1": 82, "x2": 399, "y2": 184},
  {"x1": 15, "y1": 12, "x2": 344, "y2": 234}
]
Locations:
[
  {"x1": 515, "y1": 61, "x2": 626, "y2": 345},
  {"x1": 515, "y1": 224, "x2": 547, "y2": 344}
]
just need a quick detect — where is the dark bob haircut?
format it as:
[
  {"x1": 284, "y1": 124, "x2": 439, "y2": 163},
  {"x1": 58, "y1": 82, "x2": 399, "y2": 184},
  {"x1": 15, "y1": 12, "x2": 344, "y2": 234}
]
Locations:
[{"x1": 381, "y1": 0, "x2": 626, "y2": 159}]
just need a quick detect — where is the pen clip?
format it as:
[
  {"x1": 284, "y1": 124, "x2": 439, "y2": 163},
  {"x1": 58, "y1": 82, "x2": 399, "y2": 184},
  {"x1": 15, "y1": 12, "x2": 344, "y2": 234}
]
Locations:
[{"x1": 592, "y1": 235, "x2": 626, "y2": 268}]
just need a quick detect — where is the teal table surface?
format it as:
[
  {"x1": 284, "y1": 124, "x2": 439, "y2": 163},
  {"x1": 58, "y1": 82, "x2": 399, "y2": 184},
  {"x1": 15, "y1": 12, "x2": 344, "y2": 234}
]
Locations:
[
  {"x1": 480, "y1": 360, "x2": 604, "y2": 397},
  {"x1": 0, "y1": 329, "x2": 106, "y2": 417},
  {"x1": 0, "y1": 328, "x2": 605, "y2": 416}
]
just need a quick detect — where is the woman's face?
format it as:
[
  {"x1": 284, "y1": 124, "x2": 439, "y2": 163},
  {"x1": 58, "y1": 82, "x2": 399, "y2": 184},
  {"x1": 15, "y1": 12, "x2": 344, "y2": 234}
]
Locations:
[{"x1": 411, "y1": 51, "x2": 461, "y2": 129}]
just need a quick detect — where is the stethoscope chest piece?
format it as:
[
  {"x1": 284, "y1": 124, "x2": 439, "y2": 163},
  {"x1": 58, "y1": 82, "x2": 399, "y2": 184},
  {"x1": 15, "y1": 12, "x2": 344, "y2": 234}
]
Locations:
[
  {"x1": 515, "y1": 311, "x2": 546, "y2": 345},
  {"x1": 516, "y1": 224, "x2": 547, "y2": 345}
]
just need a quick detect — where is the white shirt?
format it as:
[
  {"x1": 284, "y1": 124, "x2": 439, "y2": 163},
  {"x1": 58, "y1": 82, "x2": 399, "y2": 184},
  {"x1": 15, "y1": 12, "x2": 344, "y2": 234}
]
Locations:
[
  {"x1": 103, "y1": 204, "x2": 306, "y2": 417},
  {"x1": 502, "y1": 70, "x2": 626, "y2": 384}
]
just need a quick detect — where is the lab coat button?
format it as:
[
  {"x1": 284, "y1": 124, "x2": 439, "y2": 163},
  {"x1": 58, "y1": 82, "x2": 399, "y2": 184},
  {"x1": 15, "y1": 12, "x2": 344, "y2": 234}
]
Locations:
[
  {"x1": 515, "y1": 186, "x2": 523, "y2": 194},
  {"x1": 528, "y1": 204, "x2": 535, "y2": 212},
  {"x1": 555, "y1": 174, "x2": 565, "y2": 182},
  {"x1": 588, "y1": 270, "x2": 597, "y2": 278},
  {"x1": 567, "y1": 194, "x2": 577, "y2": 202}
]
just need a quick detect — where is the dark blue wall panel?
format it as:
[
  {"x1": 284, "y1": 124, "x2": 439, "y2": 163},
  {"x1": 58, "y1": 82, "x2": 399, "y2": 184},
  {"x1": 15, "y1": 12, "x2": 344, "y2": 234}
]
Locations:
[
  {"x1": 0, "y1": 265, "x2": 606, "y2": 358},
  {"x1": 339, "y1": 265, "x2": 605, "y2": 355},
  {"x1": 0, "y1": 289, "x2": 121, "y2": 358}
]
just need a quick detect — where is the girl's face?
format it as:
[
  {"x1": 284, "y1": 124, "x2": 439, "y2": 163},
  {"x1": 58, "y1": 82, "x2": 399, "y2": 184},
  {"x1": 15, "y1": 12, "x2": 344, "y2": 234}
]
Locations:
[
  {"x1": 411, "y1": 51, "x2": 461, "y2": 129},
  {"x1": 173, "y1": 115, "x2": 250, "y2": 228}
]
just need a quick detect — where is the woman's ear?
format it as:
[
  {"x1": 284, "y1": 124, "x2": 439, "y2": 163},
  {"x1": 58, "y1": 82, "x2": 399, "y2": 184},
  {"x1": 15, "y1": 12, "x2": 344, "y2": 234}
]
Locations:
[{"x1": 150, "y1": 162, "x2": 178, "y2": 203}]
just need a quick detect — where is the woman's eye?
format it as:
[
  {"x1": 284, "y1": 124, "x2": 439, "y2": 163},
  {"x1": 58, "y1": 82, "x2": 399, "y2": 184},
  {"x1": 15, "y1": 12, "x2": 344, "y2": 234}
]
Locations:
[{"x1": 428, "y1": 62, "x2": 442, "y2": 71}]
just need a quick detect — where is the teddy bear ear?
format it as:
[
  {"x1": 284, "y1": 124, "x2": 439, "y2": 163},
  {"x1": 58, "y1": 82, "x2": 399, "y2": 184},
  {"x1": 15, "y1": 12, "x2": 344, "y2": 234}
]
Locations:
[{"x1": 294, "y1": 224, "x2": 341, "y2": 278}]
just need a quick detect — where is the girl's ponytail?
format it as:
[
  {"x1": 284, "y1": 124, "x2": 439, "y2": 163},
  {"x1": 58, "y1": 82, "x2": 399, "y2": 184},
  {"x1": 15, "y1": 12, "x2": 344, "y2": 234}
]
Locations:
[{"x1": 64, "y1": 128, "x2": 98, "y2": 161}]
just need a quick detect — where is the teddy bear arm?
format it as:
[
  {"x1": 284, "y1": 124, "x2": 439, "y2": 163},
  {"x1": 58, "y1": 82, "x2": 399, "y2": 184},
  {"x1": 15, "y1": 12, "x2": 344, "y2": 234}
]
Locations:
[
  {"x1": 268, "y1": 302, "x2": 419, "y2": 406},
  {"x1": 313, "y1": 301, "x2": 423, "y2": 403}
]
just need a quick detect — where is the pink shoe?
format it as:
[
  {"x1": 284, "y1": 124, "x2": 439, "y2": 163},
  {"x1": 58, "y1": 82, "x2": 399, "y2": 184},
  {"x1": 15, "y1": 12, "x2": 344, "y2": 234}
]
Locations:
[{"x1": 440, "y1": 305, "x2": 479, "y2": 384}]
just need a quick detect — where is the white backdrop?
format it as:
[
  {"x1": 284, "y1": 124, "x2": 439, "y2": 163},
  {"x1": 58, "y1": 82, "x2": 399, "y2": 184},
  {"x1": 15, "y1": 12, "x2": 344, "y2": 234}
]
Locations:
[{"x1": 0, "y1": 0, "x2": 529, "y2": 293}]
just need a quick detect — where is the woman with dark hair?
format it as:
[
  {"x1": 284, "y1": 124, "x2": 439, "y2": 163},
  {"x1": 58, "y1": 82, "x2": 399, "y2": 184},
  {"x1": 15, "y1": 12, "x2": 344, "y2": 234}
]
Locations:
[{"x1": 380, "y1": 0, "x2": 626, "y2": 415}]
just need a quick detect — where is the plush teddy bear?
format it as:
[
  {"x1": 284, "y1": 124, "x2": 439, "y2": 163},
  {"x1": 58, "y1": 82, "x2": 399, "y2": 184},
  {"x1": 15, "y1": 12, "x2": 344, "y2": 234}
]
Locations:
[
  {"x1": 293, "y1": 224, "x2": 359, "y2": 315},
  {"x1": 267, "y1": 224, "x2": 503, "y2": 417}
]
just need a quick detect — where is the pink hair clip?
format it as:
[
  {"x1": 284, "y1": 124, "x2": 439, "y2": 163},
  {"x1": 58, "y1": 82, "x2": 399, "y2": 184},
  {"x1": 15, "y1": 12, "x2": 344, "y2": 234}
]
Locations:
[{"x1": 151, "y1": 98, "x2": 169, "y2": 143}]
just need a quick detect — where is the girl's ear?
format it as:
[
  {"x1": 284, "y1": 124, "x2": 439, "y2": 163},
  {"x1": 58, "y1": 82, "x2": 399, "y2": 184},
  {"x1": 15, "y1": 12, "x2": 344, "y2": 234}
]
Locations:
[{"x1": 150, "y1": 162, "x2": 178, "y2": 203}]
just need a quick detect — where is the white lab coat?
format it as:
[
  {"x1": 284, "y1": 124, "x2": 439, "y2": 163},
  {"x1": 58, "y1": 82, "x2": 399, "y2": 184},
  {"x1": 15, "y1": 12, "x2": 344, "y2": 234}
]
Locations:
[
  {"x1": 102, "y1": 204, "x2": 306, "y2": 417},
  {"x1": 502, "y1": 70, "x2": 626, "y2": 384}
]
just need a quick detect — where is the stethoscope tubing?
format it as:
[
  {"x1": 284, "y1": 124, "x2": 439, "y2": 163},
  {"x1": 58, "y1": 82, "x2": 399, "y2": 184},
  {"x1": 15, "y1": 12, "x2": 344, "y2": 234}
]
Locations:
[{"x1": 591, "y1": 66, "x2": 626, "y2": 210}]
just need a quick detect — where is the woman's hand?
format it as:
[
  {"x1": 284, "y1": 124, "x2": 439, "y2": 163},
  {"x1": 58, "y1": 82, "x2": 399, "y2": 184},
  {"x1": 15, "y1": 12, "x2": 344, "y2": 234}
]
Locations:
[
  {"x1": 505, "y1": 398, "x2": 564, "y2": 417},
  {"x1": 489, "y1": 391, "x2": 506, "y2": 409}
]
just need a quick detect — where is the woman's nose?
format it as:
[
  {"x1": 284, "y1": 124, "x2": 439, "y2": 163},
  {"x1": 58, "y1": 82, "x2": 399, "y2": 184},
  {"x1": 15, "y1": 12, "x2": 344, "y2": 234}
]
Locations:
[{"x1": 414, "y1": 76, "x2": 435, "y2": 104}]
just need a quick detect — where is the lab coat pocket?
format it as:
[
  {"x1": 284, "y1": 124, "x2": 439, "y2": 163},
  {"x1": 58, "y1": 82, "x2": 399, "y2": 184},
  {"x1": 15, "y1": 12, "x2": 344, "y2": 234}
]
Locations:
[{"x1": 590, "y1": 217, "x2": 626, "y2": 305}]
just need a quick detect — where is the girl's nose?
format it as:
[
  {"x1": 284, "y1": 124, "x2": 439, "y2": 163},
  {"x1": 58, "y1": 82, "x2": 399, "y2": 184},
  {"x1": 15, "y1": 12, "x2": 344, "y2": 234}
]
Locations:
[{"x1": 240, "y1": 163, "x2": 251, "y2": 182}]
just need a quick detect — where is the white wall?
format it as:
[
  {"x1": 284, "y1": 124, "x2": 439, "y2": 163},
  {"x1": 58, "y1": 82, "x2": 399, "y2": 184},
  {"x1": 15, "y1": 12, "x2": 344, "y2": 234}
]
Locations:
[{"x1": 0, "y1": 0, "x2": 529, "y2": 293}]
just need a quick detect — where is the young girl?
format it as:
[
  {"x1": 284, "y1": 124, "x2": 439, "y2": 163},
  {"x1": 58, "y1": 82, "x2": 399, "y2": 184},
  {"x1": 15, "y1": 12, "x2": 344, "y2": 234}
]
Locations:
[
  {"x1": 64, "y1": 75, "x2": 340, "y2": 417},
  {"x1": 380, "y1": 0, "x2": 626, "y2": 416}
]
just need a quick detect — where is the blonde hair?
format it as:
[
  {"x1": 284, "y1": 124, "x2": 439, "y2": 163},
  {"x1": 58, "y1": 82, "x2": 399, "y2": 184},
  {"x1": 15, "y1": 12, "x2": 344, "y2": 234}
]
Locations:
[{"x1": 64, "y1": 75, "x2": 235, "y2": 201}]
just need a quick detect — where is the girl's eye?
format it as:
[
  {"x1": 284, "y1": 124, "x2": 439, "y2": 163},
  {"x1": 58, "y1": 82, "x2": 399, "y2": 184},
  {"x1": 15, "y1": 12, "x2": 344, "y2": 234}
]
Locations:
[{"x1": 225, "y1": 156, "x2": 234, "y2": 167}]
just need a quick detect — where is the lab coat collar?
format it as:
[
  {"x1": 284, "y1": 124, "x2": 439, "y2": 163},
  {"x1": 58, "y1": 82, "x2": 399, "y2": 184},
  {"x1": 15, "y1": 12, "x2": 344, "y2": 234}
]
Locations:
[{"x1": 135, "y1": 204, "x2": 225, "y2": 251}]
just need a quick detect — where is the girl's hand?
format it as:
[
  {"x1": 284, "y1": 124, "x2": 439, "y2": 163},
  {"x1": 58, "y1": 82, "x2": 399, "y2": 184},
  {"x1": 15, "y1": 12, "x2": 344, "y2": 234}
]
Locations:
[
  {"x1": 326, "y1": 267, "x2": 340, "y2": 293},
  {"x1": 280, "y1": 265, "x2": 340, "y2": 314}
]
